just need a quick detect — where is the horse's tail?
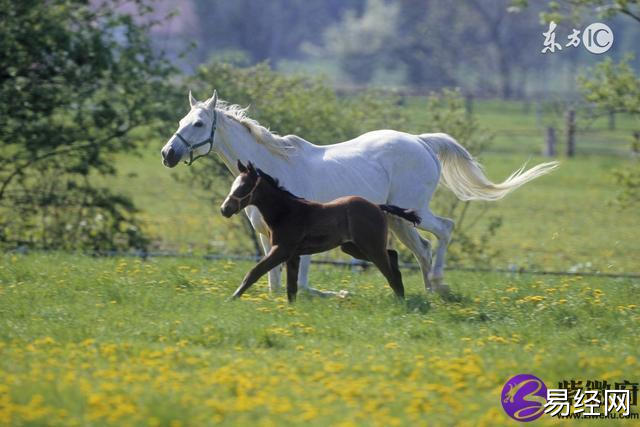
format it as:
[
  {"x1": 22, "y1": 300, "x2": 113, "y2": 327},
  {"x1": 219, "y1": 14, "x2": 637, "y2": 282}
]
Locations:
[
  {"x1": 379, "y1": 204, "x2": 421, "y2": 225},
  {"x1": 417, "y1": 133, "x2": 559, "y2": 201}
]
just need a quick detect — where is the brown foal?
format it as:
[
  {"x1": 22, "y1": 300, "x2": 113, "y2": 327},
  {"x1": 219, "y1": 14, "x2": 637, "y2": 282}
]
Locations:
[{"x1": 221, "y1": 161, "x2": 421, "y2": 302}]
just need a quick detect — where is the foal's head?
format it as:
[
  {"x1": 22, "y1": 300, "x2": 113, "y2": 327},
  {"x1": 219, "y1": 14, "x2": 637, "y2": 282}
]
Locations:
[{"x1": 220, "y1": 161, "x2": 262, "y2": 218}]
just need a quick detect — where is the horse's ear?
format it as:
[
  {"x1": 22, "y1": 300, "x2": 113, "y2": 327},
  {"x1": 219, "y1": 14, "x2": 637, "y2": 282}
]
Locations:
[
  {"x1": 237, "y1": 160, "x2": 247, "y2": 173},
  {"x1": 247, "y1": 162, "x2": 258, "y2": 177},
  {"x1": 188, "y1": 90, "x2": 197, "y2": 108},
  {"x1": 205, "y1": 90, "x2": 218, "y2": 111}
]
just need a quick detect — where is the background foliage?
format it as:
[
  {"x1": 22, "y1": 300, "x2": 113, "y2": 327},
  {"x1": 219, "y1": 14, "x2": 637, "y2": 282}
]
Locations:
[{"x1": 0, "y1": 0, "x2": 179, "y2": 250}]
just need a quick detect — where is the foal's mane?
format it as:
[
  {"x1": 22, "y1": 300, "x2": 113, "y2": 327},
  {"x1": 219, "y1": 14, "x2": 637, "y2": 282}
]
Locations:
[
  {"x1": 197, "y1": 100, "x2": 308, "y2": 157},
  {"x1": 255, "y1": 167, "x2": 305, "y2": 201}
]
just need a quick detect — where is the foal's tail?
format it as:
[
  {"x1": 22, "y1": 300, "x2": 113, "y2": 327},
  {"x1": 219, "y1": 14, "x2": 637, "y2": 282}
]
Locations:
[
  {"x1": 379, "y1": 204, "x2": 421, "y2": 226},
  {"x1": 418, "y1": 133, "x2": 559, "y2": 201}
]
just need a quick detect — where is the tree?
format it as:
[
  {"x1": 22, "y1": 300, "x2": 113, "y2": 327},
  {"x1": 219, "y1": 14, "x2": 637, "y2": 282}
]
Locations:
[
  {"x1": 314, "y1": 0, "x2": 400, "y2": 83},
  {"x1": 0, "y1": 0, "x2": 179, "y2": 250},
  {"x1": 190, "y1": 0, "x2": 365, "y2": 64},
  {"x1": 511, "y1": 0, "x2": 640, "y2": 23},
  {"x1": 465, "y1": 0, "x2": 543, "y2": 98},
  {"x1": 580, "y1": 56, "x2": 640, "y2": 207},
  {"x1": 315, "y1": 0, "x2": 543, "y2": 95}
]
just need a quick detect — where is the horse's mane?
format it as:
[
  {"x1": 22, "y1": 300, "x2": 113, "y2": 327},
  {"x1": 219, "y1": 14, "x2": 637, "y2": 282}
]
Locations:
[
  {"x1": 255, "y1": 167, "x2": 305, "y2": 201},
  {"x1": 199, "y1": 100, "x2": 306, "y2": 157}
]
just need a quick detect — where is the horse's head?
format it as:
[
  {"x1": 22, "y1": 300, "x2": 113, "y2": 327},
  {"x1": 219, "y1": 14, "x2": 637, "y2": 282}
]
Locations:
[
  {"x1": 220, "y1": 160, "x2": 261, "y2": 218},
  {"x1": 161, "y1": 91, "x2": 218, "y2": 168}
]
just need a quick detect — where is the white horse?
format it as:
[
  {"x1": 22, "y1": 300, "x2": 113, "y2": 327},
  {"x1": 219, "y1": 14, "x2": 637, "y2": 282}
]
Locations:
[{"x1": 161, "y1": 91, "x2": 558, "y2": 296}]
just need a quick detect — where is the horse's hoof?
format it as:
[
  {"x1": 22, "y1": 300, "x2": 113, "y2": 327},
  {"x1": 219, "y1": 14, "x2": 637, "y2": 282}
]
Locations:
[
  {"x1": 427, "y1": 276, "x2": 451, "y2": 296},
  {"x1": 435, "y1": 283, "x2": 452, "y2": 296},
  {"x1": 337, "y1": 289, "x2": 350, "y2": 298},
  {"x1": 302, "y1": 287, "x2": 349, "y2": 298}
]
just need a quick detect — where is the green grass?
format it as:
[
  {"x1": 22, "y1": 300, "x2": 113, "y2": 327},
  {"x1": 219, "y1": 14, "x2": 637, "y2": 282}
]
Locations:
[
  {"x1": 17, "y1": 98, "x2": 630, "y2": 425},
  {"x1": 462, "y1": 154, "x2": 640, "y2": 273},
  {"x1": 405, "y1": 97, "x2": 639, "y2": 154},
  {"x1": 1, "y1": 253, "x2": 639, "y2": 425}
]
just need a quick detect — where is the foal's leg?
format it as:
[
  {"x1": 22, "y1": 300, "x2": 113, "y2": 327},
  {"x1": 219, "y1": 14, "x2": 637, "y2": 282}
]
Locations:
[
  {"x1": 340, "y1": 242, "x2": 368, "y2": 260},
  {"x1": 372, "y1": 250, "x2": 405, "y2": 299},
  {"x1": 246, "y1": 207, "x2": 282, "y2": 293},
  {"x1": 354, "y1": 241, "x2": 405, "y2": 299},
  {"x1": 258, "y1": 233, "x2": 282, "y2": 293},
  {"x1": 387, "y1": 249, "x2": 402, "y2": 282},
  {"x1": 341, "y1": 242, "x2": 404, "y2": 297},
  {"x1": 232, "y1": 246, "x2": 289, "y2": 299},
  {"x1": 286, "y1": 256, "x2": 300, "y2": 303},
  {"x1": 342, "y1": 242, "x2": 399, "y2": 272}
]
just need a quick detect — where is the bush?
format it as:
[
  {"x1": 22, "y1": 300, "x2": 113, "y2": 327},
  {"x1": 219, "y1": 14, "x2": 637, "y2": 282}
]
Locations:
[
  {"x1": 190, "y1": 61, "x2": 407, "y2": 144},
  {"x1": 0, "y1": 0, "x2": 179, "y2": 251}
]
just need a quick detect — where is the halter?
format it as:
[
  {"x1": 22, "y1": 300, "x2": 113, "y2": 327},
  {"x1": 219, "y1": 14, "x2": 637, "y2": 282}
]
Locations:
[
  {"x1": 173, "y1": 110, "x2": 217, "y2": 166},
  {"x1": 229, "y1": 177, "x2": 262, "y2": 207}
]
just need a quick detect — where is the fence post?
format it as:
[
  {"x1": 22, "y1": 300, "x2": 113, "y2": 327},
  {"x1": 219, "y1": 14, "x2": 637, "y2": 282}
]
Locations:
[
  {"x1": 566, "y1": 108, "x2": 576, "y2": 157},
  {"x1": 609, "y1": 110, "x2": 616, "y2": 130},
  {"x1": 465, "y1": 93, "x2": 474, "y2": 117},
  {"x1": 544, "y1": 126, "x2": 556, "y2": 157}
]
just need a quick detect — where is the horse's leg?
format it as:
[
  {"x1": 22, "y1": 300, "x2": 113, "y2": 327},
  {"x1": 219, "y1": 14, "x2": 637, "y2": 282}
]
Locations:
[
  {"x1": 414, "y1": 209, "x2": 454, "y2": 295},
  {"x1": 231, "y1": 245, "x2": 289, "y2": 299},
  {"x1": 286, "y1": 255, "x2": 300, "y2": 303},
  {"x1": 387, "y1": 216, "x2": 433, "y2": 293}
]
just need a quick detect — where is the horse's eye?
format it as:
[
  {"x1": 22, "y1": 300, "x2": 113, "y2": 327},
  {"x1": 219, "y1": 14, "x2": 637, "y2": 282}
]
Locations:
[{"x1": 194, "y1": 121, "x2": 203, "y2": 128}]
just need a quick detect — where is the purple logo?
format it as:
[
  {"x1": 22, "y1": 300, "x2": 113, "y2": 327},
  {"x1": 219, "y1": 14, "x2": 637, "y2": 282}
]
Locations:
[{"x1": 501, "y1": 374, "x2": 548, "y2": 422}]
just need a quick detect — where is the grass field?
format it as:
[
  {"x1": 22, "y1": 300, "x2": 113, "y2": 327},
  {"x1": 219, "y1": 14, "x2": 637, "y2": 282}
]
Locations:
[
  {"x1": 3, "y1": 98, "x2": 638, "y2": 425},
  {"x1": 1, "y1": 253, "x2": 639, "y2": 425}
]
